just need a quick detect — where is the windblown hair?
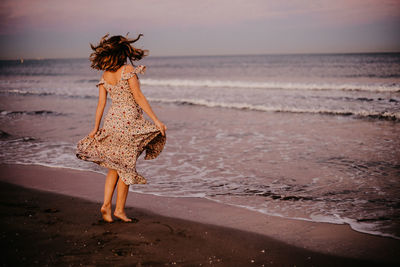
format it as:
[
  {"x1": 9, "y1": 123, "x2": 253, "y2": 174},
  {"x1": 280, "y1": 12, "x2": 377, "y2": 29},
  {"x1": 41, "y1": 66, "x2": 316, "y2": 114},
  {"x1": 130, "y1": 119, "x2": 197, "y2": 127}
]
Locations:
[{"x1": 89, "y1": 33, "x2": 148, "y2": 71}]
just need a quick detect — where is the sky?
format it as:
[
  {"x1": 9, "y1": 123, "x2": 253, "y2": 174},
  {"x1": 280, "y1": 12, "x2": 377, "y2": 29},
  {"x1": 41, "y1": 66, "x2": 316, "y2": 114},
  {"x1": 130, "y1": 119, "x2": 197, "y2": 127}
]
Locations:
[{"x1": 0, "y1": 0, "x2": 399, "y2": 59}]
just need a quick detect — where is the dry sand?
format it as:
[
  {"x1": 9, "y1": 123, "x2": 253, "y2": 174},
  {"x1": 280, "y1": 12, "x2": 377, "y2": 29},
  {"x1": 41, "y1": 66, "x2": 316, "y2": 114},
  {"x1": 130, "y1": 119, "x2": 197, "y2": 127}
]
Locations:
[{"x1": 1, "y1": 164, "x2": 399, "y2": 266}]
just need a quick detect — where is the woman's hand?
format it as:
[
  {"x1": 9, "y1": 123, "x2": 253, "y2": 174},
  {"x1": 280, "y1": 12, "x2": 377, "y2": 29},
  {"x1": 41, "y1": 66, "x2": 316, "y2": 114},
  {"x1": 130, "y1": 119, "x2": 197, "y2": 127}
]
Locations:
[
  {"x1": 88, "y1": 128, "x2": 98, "y2": 138},
  {"x1": 155, "y1": 120, "x2": 167, "y2": 136}
]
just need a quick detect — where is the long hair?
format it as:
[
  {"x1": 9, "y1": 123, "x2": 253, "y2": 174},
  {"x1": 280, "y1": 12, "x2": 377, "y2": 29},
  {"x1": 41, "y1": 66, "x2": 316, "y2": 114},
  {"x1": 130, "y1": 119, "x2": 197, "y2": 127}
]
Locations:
[{"x1": 89, "y1": 33, "x2": 148, "y2": 71}]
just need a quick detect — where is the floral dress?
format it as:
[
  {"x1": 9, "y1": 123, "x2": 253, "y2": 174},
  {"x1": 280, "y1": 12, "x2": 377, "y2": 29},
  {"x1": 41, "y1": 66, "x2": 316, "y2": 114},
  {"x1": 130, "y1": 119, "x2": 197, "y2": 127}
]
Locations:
[{"x1": 76, "y1": 65, "x2": 166, "y2": 185}]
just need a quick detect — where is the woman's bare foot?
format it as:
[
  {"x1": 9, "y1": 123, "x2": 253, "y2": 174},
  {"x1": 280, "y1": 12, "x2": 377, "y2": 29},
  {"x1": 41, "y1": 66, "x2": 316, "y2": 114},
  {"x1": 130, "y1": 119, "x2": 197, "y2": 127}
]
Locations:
[
  {"x1": 100, "y1": 203, "x2": 113, "y2": 222},
  {"x1": 114, "y1": 211, "x2": 132, "y2": 222}
]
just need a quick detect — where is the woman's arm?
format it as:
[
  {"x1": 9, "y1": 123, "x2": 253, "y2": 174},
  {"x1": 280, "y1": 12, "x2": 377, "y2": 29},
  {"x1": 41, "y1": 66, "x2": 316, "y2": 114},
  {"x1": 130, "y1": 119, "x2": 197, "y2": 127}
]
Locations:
[
  {"x1": 89, "y1": 84, "x2": 107, "y2": 138},
  {"x1": 128, "y1": 74, "x2": 167, "y2": 136}
]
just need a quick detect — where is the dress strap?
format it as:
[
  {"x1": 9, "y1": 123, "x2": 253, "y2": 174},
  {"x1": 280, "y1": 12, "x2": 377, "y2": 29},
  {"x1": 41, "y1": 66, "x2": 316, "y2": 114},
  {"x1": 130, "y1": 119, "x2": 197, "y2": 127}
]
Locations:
[
  {"x1": 96, "y1": 77, "x2": 105, "y2": 88},
  {"x1": 121, "y1": 65, "x2": 146, "y2": 80}
]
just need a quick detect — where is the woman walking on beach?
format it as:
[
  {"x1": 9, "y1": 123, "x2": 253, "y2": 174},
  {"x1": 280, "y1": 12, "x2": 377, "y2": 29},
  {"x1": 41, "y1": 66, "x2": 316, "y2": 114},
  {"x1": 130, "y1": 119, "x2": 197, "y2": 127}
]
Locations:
[{"x1": 76, "y1": 33, "x2": 167, "y2": 223}]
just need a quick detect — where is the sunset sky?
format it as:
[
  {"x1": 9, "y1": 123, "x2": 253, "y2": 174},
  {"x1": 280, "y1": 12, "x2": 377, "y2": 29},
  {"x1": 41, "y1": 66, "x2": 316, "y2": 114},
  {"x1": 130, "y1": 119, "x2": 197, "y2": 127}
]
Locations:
[{"x1": 1, "y1": 0, "x2": 399, "y2": 59}]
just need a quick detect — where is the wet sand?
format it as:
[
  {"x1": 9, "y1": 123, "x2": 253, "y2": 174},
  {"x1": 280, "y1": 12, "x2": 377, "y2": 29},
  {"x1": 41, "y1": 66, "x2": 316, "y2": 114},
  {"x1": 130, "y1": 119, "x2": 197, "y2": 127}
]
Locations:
[{"x1": 0, "y1": 164, "x2": 399, "y2": 266}]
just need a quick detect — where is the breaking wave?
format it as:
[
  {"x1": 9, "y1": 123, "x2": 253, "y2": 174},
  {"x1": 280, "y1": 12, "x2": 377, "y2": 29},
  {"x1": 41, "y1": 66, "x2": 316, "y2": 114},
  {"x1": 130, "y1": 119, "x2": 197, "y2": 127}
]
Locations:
[
  {"x1": 149, "y1": 97, "x2": 400, "y2": 121},
  {"x1": 141, "y1": 79, "x2": 400, "y2": 92}
]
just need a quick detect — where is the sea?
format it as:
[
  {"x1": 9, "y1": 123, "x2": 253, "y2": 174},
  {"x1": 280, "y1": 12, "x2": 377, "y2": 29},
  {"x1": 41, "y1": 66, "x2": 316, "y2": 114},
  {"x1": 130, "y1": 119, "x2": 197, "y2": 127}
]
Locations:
[{"x1": 0, "y1": 53, "x2": 399, "y2": 239}]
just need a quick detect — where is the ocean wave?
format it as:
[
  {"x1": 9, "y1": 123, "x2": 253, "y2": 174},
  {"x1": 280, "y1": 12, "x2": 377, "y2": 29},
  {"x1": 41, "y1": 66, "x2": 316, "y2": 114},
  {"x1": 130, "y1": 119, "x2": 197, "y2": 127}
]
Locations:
[
  {"x1": 0, "y1": 89, "x2": 96, "y2": 99},
  {"x1": 0, "y1": 109, "x2": 65, "y2": 116},
  {"x1": 0, "y1": 130, "x2": 11, "y2": 140},
  {"x1": 141, "y1": 79, "x2": 400, "y2": 92},
  {"x1": 75, "y1": 79, "x2": 99, "y2": 83},
  {"x1": 2, "y1": 88, "x2": 399, "y2": 104},
  {"x1": 149, "y1": 97, "x2": 400, "y2": 121},
  {"x1": 0, "y1": 89, "x2": 55, "y2": 96},
  {"x1": 2, "y1": 89, "x2": 399, "y2": 121},
  {"x1": 0, "y1": 129, "x2": 36, "y2": 142}
]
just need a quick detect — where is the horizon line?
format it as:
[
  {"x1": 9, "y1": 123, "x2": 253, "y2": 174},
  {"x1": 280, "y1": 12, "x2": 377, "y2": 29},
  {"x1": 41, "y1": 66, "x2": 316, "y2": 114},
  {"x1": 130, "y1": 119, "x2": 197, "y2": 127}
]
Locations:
[{"x1": 1, "y1": 50, "x2": 400, "y2": 61}]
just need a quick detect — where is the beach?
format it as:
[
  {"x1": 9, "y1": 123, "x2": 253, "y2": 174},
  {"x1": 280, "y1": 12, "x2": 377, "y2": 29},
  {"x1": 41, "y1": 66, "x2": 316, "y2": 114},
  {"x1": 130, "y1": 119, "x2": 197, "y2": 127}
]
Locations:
[{"x1": 1, "y1": 164, "x2": 399, "y2": 266}]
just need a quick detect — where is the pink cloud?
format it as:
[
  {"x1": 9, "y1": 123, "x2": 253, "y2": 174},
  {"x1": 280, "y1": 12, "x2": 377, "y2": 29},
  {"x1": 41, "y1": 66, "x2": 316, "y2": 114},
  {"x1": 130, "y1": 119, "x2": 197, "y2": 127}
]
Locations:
[{"x1": 1, "y1": 0, "x2": 399, "y2": 34}]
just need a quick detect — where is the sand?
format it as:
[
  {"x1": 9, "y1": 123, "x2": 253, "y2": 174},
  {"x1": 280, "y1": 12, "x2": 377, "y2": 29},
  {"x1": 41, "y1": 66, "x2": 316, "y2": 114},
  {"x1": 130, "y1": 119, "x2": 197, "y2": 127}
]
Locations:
[{"x1": 1, "y1": 164, "x2": 399, "y2": 266}]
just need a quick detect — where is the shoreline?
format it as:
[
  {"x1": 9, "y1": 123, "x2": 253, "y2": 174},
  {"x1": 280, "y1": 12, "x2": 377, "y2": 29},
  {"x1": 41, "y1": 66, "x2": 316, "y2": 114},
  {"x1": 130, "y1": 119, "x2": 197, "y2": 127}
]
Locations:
[
  {"x1": 7, "y1": 162, "x2": 400, "y2": 240},
  {"x1": 1, "y1": 163, "x2": 399, "y2": 265}
]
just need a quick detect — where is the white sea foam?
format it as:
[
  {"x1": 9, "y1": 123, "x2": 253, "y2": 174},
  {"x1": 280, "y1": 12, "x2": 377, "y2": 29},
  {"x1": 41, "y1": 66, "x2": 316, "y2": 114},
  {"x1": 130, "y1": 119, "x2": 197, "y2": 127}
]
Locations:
[
  {"x1": 0, "y1": 89, "x2": 53, "y2": 96},
  {"x1": 0, "y1": 88, "x2": 96, "y2": 99},
  {"x1": 142, "y1": 78, "x2": 400, "y2": 92},
  {"x1": 148, "y1": 97, "x2": 400, "y2": 120},
  {"x1": 206, "y1": 197, "x2": 400, "y2": 240}
]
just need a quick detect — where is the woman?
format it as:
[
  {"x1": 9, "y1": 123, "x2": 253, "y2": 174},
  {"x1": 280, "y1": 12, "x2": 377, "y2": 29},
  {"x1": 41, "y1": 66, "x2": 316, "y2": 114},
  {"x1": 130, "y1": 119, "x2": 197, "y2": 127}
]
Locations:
[{"x1": 76, "y1": 33, "x2": 167, "y2": 223}]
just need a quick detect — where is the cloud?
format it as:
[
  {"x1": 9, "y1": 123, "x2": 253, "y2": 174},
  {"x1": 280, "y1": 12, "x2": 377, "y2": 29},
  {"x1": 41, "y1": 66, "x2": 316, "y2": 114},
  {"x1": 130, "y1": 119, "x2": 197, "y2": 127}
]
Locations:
[{"x1": 1, "y1": 0, "x2": 399, "y2": 34}]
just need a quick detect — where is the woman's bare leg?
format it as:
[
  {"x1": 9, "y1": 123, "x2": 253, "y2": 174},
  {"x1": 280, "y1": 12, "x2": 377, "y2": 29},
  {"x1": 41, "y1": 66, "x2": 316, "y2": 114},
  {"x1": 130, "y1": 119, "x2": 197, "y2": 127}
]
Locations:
[
  {"x1": 114, "y1": 180, "x2": 132, "y2": 222},
  {"x1": 100, "y1": 169, "x2": 118, "y2": 222}
]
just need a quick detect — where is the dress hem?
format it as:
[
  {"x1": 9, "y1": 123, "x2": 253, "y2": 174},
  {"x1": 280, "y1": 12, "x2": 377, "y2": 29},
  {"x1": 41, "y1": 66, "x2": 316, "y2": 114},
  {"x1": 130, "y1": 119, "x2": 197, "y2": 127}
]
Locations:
[{"x1": 76, "y1": 131, "x2": 165, "y2": 185}]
